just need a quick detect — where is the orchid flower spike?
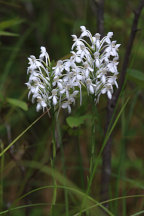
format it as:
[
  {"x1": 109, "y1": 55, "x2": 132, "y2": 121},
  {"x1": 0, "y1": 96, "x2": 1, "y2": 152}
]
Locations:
[{"x1": 26, "y1": 26, "x2": 120, "y2": 114}]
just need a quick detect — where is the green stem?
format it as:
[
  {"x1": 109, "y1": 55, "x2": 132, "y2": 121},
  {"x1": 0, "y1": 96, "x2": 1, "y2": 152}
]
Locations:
[
  {"x1": 56, "y1": 116, "x2": 69, "y2": 216},
  {"x1": 89, "y1": 103, "x2": 96, "y2": 178},
  {"x1": 79, "y1": 98, "x2": 129, "y2": 215},
  {"x1": 50, "y1": 111, "x2": 57, "y2": 215}
]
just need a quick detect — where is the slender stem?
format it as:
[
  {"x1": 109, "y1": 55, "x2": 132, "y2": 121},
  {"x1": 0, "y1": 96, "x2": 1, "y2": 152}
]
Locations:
[
  {"x1": 50, "y1": 111, "x2": 57, "y2": 215},
  {"x1": 89, "y1": 103, "x2": 96, "y2": 177},
  {"x1": 56, "y1": 117, "x2": 69, "y2": 216},
  {"x1": 100, "y1": 105, "x2": 112, "y2": 207}
]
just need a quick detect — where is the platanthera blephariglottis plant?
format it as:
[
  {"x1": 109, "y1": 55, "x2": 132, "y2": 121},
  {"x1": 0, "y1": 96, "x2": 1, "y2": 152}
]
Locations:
[{"x1": 26, "y1": 26, "x2": 120, "y2": 114}]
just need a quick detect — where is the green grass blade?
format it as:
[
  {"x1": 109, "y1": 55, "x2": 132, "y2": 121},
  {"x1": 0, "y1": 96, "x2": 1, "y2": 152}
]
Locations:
[
  {"x1": 0, "y1": 25, "x2": 34, "y2": 91},
  {"x1": 0, "y1": 111, "x2": 47, "y2": 157},
  {"x1": 87, "y1": 97, "x2": 130, "y2": 193},
  {"x1": 78, "y1": 97, "x2": 129, "y2": 215},
  {"x1": 131, "y1": 210, "x2": 144, "y2": 216},
  {"x1": 13, "y1": 161, "x2": 112, "y2": 215},
  {"x1": 74, "y1": 194, "x2": 144, "y2": 216},
  {"x1": 0, "y1": 203, "x2": 50, "y2": 215},
  {"x1": 0, "y1": 31, "x2": 19, "y2": 36}
]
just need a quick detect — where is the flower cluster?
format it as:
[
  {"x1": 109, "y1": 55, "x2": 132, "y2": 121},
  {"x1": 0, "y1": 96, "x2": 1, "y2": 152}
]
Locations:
[
  {"x1": 26, "y1": 26, "x2": 120, "y2": 113},
  {"x1": 26, "y1": 48, "x2": 80, "y2": 113}
]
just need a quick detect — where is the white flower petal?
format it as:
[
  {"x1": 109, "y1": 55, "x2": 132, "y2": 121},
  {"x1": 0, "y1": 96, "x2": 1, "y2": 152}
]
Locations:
[
  {"x1": 62, "y1": 103, "x2": 68, "y2": 109},
  {"x1": 107, "y1": 91, "x2": 112, "y2": 100},
  {"x1": 89, "y1": 85, "x2": 94, "y2": 94},
  {"x1": 36, "y1": 103, "x2": 41, "y2": 112},
  {"x1": 53, "y1": 96, "x2": 57, "y2": 105}
]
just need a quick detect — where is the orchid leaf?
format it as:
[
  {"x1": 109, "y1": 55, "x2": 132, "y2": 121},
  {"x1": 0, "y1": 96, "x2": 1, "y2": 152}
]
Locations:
[{"x1": 66, "y1": 115, "x2": 91, "y2": 128}]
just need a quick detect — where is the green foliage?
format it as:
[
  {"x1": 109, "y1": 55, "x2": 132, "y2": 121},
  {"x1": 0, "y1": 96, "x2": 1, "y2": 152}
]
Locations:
[
  {"x1": 11, "y1": 209, "x2": 25, "y2": 216},
  {"x1": 0, "y1": 18, "x2": 24, "y2": 29},
  {"x1": 66, "y1": 115, "x2": 91, "y2": 128},
  {"x1": 6, "y1": 98, "x2": 28, "y2": 111},
  {"x1": 127, "y1": 68, "x2": 144, "y2": 88},
  {"x1": 0, "y1": 31, "x2": 19, "y2": 36},
  {"x1": 0, "y1": 17, "x2": 24, "y2": 37}
]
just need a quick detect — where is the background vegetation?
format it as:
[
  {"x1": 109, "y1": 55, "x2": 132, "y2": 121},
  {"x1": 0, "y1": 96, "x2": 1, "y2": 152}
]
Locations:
[{"x1": 0, "y1": 0, "x2": 144, "y2": 215}]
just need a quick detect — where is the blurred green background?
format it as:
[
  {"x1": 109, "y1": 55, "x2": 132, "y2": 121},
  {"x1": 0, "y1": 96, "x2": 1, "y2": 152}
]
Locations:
[{"x1": 0, "y1": 0, "x2": 144, "y2": 215}]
